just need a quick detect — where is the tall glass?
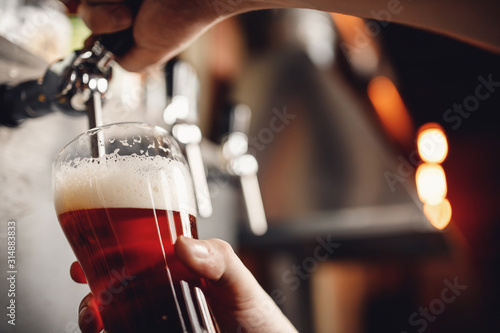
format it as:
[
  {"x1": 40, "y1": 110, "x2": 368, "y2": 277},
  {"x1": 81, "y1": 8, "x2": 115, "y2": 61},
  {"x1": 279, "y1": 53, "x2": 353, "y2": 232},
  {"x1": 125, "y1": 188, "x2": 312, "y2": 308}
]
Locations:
[{"x1": 53, "y1": 122, "x2": 218, "y2": 333}]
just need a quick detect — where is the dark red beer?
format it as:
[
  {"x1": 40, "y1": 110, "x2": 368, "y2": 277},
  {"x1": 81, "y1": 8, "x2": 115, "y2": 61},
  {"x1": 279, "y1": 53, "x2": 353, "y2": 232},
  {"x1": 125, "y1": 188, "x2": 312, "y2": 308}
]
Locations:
[{"x1": 58, "y1": 207, "x2": 213, "y2": 333}]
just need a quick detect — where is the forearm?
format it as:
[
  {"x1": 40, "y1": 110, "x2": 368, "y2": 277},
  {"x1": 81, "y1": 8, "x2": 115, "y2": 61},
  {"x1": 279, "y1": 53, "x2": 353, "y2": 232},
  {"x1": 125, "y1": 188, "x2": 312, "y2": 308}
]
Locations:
[
  {"x1": 79, "y1": 0, "x2": 499, "y2": 72},
  {"x1": 239, "y1": 0, "x2": 500, "y2": 52}
]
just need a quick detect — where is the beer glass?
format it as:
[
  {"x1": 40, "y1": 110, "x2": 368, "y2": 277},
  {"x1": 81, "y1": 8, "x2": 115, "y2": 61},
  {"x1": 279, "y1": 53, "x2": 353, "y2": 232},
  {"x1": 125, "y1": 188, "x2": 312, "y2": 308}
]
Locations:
[{"x1": 53, "y1": 122, "x2": 218, "y2": 333}]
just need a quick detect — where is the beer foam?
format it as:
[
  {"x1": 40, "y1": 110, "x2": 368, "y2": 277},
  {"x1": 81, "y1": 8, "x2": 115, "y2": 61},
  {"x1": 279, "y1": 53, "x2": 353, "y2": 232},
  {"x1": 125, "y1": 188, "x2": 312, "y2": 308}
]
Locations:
[{"x1": 54, "y1": 154, "x2": 197, "y2": 216}]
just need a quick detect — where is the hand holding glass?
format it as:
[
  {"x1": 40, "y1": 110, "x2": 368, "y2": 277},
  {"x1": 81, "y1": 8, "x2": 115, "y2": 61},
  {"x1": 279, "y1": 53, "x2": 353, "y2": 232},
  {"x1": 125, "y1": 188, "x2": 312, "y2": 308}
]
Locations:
[{"x1": 53, "y1": 122, "x2": 218, "y2": 333}]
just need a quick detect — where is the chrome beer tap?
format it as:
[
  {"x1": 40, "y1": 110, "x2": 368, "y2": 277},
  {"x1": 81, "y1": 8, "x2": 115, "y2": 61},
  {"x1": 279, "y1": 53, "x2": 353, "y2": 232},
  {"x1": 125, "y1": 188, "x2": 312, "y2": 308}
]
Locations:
[
  {"x1": 0, "y1": 0, "x2": 141, "y2": 128},
  {"x1": 0, "y1": 39, "x2": 116, "y2": 129},
  {"x1": 162, "y1": 58, "x2": 268, "y2": 232},
  {"x1": 53, "y1": 41, "x2": 113, "y2": 130},
  {"x1": 163, "y1": 59, "x2": 213, "y2": 218},
  {"x1": 221, "y1": 104, "x2": 268, "y2": 236}
]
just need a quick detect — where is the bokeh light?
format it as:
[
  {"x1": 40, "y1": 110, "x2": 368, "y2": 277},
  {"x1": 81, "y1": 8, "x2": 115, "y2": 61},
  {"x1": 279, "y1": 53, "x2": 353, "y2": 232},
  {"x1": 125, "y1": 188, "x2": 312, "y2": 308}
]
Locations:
[
  {"x1": 424, "y1": 198, "x2": 452, "y2": 230},
  {"x1": 367, "y1": 76, "x2": 414, "y2": 147},
  {"x1": 417, "y1": 123, "x2": 448, "y2": 164},
  {"x1": 416, "y1": 163, "x2": 447, "y2": 205}
]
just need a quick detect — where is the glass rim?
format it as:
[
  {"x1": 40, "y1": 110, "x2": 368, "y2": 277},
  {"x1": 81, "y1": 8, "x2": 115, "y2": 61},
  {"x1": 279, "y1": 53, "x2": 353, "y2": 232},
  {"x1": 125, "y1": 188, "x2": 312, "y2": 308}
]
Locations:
[{"x1": 55, "y1": 121, "x2": 171, "y2": 158}]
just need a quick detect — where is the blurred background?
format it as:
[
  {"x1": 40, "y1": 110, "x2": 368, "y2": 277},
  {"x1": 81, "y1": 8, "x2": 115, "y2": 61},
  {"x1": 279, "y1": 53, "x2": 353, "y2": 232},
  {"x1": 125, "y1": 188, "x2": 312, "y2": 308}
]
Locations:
[{"x1": 1, "y1": 1, "x2": 499, "y2": 332}]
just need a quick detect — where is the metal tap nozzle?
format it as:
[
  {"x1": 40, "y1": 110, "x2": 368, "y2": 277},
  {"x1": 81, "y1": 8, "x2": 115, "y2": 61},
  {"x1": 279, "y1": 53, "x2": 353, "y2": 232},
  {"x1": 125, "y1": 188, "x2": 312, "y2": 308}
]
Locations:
[
  {"x1": 0, "y1": 41, "x2": 114, "y2": 127},
  {"x1": 49, "y1": 41, "x2": 113, "y2": 115}
]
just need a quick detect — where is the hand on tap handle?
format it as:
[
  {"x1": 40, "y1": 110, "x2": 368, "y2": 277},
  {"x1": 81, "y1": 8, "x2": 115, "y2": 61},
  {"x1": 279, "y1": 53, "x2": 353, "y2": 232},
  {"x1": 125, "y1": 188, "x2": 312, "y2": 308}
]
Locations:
[
  {"x1": 78, "y1": 0, "x2": 499, "y2": 73},
  {"x1": 78, "y1": 0, "x2": 222, "y2": 72},
  {"x1": 73, "y1": 237, "x2": 298, "y2": 333},
  {"x1": 91, "y1": 0, "x2": 143, "y2": 57}
]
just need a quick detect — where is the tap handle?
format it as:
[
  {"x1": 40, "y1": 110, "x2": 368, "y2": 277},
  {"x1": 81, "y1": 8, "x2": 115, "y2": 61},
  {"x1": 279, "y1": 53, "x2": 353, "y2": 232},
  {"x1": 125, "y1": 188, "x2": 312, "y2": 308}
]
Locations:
[
  {"x1": 186, "y1": 141, "x2": 213, "y2": 218},
  {"x1": 164, "y1": 59, "x2": 199, "y2": 125},
  {"x1": 229, "y1": 104, "x2": 251, "y2": 136},
  {"x1": 98, "y1": 0, "x2": 142, "y2": 56},
  {"x1": 173, "y1": 124, "x2": 213, "y2": 218},
  {"x1": 224, "y1": 104, "x2": 268, "y2": 235},
  {"x1": 241, "y1": 172, "x2": 268, "y2": 236},
  {"x1": 229, "y1": 154, "x2": 268, "y2": 235},
  {"x1": 166, "y1": 60, "x2": 212, "y2": 218}
]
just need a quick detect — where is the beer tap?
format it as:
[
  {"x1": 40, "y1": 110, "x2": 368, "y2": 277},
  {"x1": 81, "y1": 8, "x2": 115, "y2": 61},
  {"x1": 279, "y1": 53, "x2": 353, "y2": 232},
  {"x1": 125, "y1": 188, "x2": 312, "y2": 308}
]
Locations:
[
  {"x1": 221, "y1": 104, "x2": 268, "y2": 236},
  {"x1": 163, "y1": 59, "x2": 213, "y2": 218},
  {"x1": 0, "y1": 41, "x2": 111, "y2": 127},
  {"x1": 0, "y1": 1, "x2": 140, "y2": 128}
]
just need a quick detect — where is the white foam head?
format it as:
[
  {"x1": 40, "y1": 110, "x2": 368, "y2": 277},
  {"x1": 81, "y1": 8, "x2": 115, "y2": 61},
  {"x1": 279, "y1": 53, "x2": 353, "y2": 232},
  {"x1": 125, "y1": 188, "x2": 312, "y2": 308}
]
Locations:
[{"x1": 54, "y1": 153, "x2": 197, "y2": 216}]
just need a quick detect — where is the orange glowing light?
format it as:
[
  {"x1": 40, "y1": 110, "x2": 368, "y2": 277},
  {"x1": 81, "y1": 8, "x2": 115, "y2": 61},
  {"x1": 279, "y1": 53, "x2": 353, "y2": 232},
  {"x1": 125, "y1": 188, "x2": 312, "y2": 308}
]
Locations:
[
  {"x1": 330, "y1": 13, "x2": 379, "y2": 75},
  {"x1": 417, "y1": 123, "x2": 448, "y2": 164},
  {"x1": 330, "y1": 13, "x2": 367, "y2": 45},
  {"x1": 424, "y1": 198, "x2": 452, "y2": 230},
  {"x1": 367, "y1": 76, "x2": 414, "y2": 147},
  {"x1": 416, "y1": 163, "x2": 447, "y2": 205}
]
